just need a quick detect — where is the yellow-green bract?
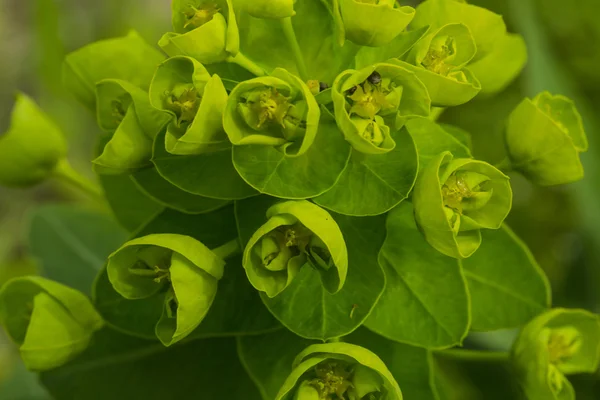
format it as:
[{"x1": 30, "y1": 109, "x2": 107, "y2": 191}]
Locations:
[
  {"x1": 93, "y1": 79, "x2": 170, "y2": 174},
  {"x1": 411, "y1": 0, "x2": 527, "y2": 95},
  {"x1": 159, "y1": 0, "x2": 239, "y2": 64},
  {"x1": 0, "y1": 94, "x2": 67, "y2": 188},
  {"x1": 413, "y1": 152, "x2": 512, "y2": 259},
  {"x1": 239, "y1": 0, "x2": 296, "y2": 19},
  {"x1": 243, "y1": 201, "x2": 348, "y2": 298},
  {"x1": 505, "y1": 92, "x2": 588, "y2": 186},
  {"x1": 275, "y1": 342, "x2": 403, "y2": 400},
  {"x1": 106, "y1": 234, "x2": 226, "y2": 346},
  {"x1": 332, "y1": 63, "x2": 430, "y2": 155},
  {"x1": 511, "y1": 308, "x2": 600, "y2": 400},
  {"x1": 0, "y1": 276, "x2": 104, "y2": 371},
  {"x1": 397, "y1": 23, "x2": 481, "y2": 106},
  {"x1": 149, "y1": 56, "x2": 230, "y2": 156},
  {"x1": 224, "y1": 68, "x2": 320, "y2": 157},
  {"x1": 336, "y1": 0, "x2": 415, "y2": 47}
]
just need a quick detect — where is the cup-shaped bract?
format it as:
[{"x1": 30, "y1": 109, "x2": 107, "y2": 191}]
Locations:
[
  {"x1": 401, "y1": 23, "x2": 481, "y2": 106},
  {"x1": 413, "y1": 152, "x2": 512, "y2": 259},
  {"x1": 224, "y1": 68, "x2": 320, "y2": 157},
  {"x1": 332, "y1": 63, "x2": 430, "y2": 155},
  {"x1": 512, "y1": 309, "x2": 600, "y2": 400},
  {"x1": 93, "y1": 79, "x2": 171, "y2": 174},
  {"x1": 149, "y1": 56, "x2": 230, "y2": 155},
  {"x1": 106, "y1": 234, "x2": 226, "y2": 346},
  {"x1": 338, "y1": 0, "x2": 415, "y2": 47},
  {"x1": 240, "y1": 0, "x2": 296, "y2": 19},
  {"x1": 506, "y1": 92, "x2": 588, "y2": 186},
  {"x1": 0, "y1": 277, "x2": 104, "y2": 371},
  {"x1": 159, "y1": 0, "x2": 239, "y2": 65},
  {"x1": 275, "y1": 342, "x2": 403, "y2": 400},
  {"x1": 243, "y1": 201, "x2": 348, "y2": 298},
  {"x1": 0, "y1": 94, "x2": 67, "y2": 188}
]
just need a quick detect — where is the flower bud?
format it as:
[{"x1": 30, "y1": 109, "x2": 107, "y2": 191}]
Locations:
[
  {"x1": 149, "y1": 56, "x2": 230, "y2": 155},
  {"x1": 93, "y1": 79, "x2": 170, "y2": 174},
  {"x1": 0, "y1": 94, "x2": 67, "y2": 188},
  {"x1": 332, "y1": 63, "x2": 430, "y2": 154},
  {"x1": 243, "y1": 201, "x2": 348, "y2": 298},
  {"x1": 512, "y1": 308, "x2": 600, "y2": 400},
  {"x1": 338, "y1": 0, "x2": 416, "y2": 47},
  {"x1": 505, "y1": 92, "x2": 588, "y2": 186},
  {"x1": 275, "y1": 342, "x2": 402, "y2": 400},
  {"x1": 224, "y1": 68, "x2": 320, "y2": 157},
  {"x1": 413, "y1": 152, "x2": 512, "y2": 259},
  {"x1": 107, "y1": 234, "x2": 226, "y2": 346},
  {"x1": 159, "y1": 0, "x2": 239, "y2": 64},
  {"x1": 0, "y1": 277, "x2": 103, "y2": 371},
  {"x1": 242, "y1": 0, "x2": 296, "y2": 19}
]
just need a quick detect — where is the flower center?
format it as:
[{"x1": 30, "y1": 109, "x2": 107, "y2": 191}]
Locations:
[
  {"x1": 422, "y1": 36, "x2": 455, "y2": 76},
  {"x1": 442, "y1": 172, "x2": 472, "y2": 214},
  {"x1": 239, "y1": 87, "x2": 292, "y2": 130},
  {"x1": 164, "y1": 86, "x2": 201, "y2": 129},
  {"x1": 308, "y1": 360, "x2": 354, "y2": 399},
  {"x1": 183, "y1": 3, "x2": 220, "y2": 30},
  {"x1": 547, "y1": 327, "x2": 582, "y2": 365},
  {"x1": 347, "y1": 76, "x2": 393, "y2": 120}
]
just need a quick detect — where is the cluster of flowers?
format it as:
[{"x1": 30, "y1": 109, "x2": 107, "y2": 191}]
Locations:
[{"x1": 0, "y1": 1, "x2": 596, "y2": 399}]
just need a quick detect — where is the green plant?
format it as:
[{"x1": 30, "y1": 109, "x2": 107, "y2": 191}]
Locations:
[{"x1": 0, "y1": 0, "x2": 598, "y2": 399}]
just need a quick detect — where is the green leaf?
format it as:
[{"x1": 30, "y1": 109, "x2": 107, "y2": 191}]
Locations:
[
  {"x1": 338, "y1": 0, "x2": 415, "y2": 47},
  {"x1": 438, "y1": 123, "x2": 472, "y2": 152},
  {"x1": 0, "y1": 93, "x2": 67, "y2": 188},
  {"x1": 405, "y1": 117, "x2": 471, "y2": 172},
  {"x1": 149, "y1": 56, "x2": 230, "y2": 155},
  {"x1": 313, "y1": 128, "x2": 418, "y2": 216},
  {"x1": 29, "y1": 205, "x2": 128, "y2": 296},
  {"x1": 355, "y1": 26, "x2": 430, "y2": 69},
  {"x1": 462, "y1": 225, "x2": 551, "y2": 331},
  {"x1": 365, "y1": 201, "x2": 470, "y2": 349},
  {"x1": 0, "y1": 277, "x2": 103, "y2": 371},
  {"x1": 505, "y1": 92, "x2": 588, "y2": 186},
  {"x1": 235, "y1": 0, "x2": 358, "y2": 84},
  {"x1": 412, "y1": 152, "x2": 512, "y2": 259},
  {"x1": 237, "y1": 329, "x2": 316, "y2": 400},
  {"x1": 275, "y1": 341, "x2": 403, "y2": 400},
  {"x1": 346, "y1": 328, "x2": 439, "y2": 400},
  {"x1": 161, "y1": 0, "x2": 239, "y2": 64},
  {"x1": 236, "y1": 196, "x2": 386, "y2": 340},
  {"x1": 40, "y1": 330, "x2": 262, "y2": 400},
  {"x1": 240, "y1": 0, "x2": 295, "y2": 19},
  {"x1": 232, "y1": 108, "x2": 351, "y2": 199},
  {"x1": 94, "y1": 206, "x2": 278, "y2": 340},
  {"x1": 152, "y1": 130, "x2": 258, "y2": 200},
  {"x1": 469, "y1": 33, "x2": 528, "y2": 95},
  {"x1": 63, "y1": 30, "x2": 164, "y2": 110},
  {"x1": 512, "y1": 308, "x2": 600, "y2": 400},
  {"x1": 131, "y1": 167, "x2": 229, "y2": 214}
]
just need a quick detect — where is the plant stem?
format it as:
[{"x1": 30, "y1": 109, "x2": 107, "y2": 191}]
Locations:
[
  {"x1": 435, "y1": 349, "x2": 511, "y2": 363},
  {"x1": 227, "y1": 53, "x2": 266, "y2": 77},
  {"x1": 430, "y1": 107, "x2": 447, "y2": 122},
  {"x1": 212, "y1": 239, "x2": 241, "y2": 260},
  {"x1": 280, "y1": 17, "x2": 309, "y2": 81},
  {"x1": 52, "y1": 159, "x2": 104, "y2": 200}
]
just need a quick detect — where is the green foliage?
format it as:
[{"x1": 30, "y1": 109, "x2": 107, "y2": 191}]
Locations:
[{"x1": 1, "y1": 0, "x2": 598, "y2": 399}]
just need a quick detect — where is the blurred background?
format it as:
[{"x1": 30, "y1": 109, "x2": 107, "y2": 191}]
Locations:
[{"x1": 0, "y1": 0, "x2": 599, "y2": 398}]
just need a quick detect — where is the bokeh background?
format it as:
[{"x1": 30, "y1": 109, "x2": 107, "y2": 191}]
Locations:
[{"x1": 1, "y1": 0, "x2": 599, "y2": 398}]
